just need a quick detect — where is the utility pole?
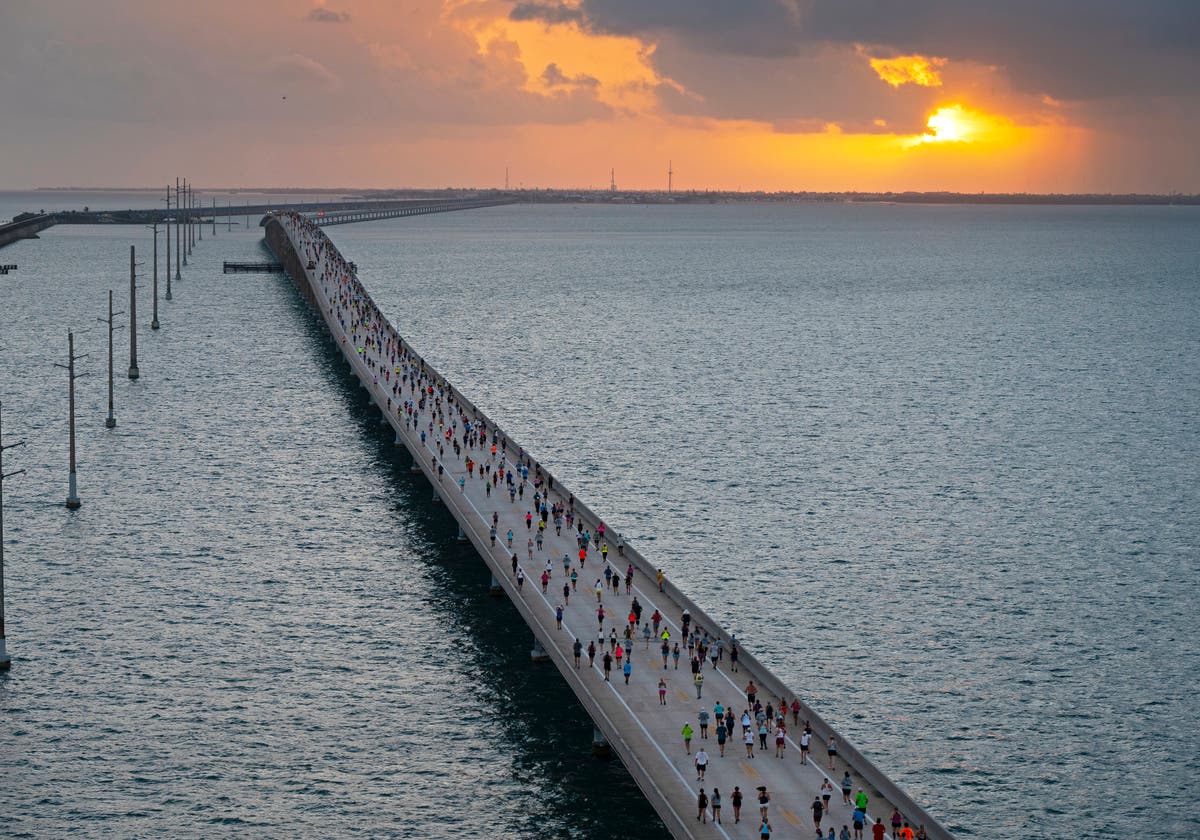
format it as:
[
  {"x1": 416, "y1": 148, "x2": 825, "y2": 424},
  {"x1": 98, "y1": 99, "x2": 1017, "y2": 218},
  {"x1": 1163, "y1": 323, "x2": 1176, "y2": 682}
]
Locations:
[
  {"x1": 54, "y1": 332, "x2": 87, "y2": 509},
  {"x1": 197, "y1": 184, "x2": 203, "y2": 242},
  {"x1": 668, "y1": 160, "x2": 673, "y2": 194},
  {"x1": 183, "y1": 178, "x2": 190, "y2": 264},
  {"x1": 128, "y1": 245, "x2": 139, "y2": 380},
  {"x1": 98, "y1": 290, "x2": 124, "y2": 428},
  {"x1": 226, "y1": 201, "x2": 233, "y2": 232},
  {"x1": 176, "y1": 177, "x2": 184, "y2": 275},
  {"x1": 150, "y1": 223, "x2": 160, "y2": 329},
  {"x1": 188, "y1": 182, "x2": 195, "y2": 252},
  {"x1": 165, "y1": 184, "x2": 174, "y2": 299},
  {"x1": 0, "y1": 401, "x2": 27, "y2": 670},
  {"x1": 212, "y1": 197, "x2": 217, "y2": 238}
]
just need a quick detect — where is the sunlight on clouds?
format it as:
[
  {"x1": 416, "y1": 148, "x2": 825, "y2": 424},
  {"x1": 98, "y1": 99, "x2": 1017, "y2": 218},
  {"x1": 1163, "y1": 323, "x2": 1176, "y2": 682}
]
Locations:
[
  {"x1": 869, "y1": 54, "x2": 947, "y2": 87},
  {"x1": 451, "y1": 6, "x2": 674, "y2": 113}
]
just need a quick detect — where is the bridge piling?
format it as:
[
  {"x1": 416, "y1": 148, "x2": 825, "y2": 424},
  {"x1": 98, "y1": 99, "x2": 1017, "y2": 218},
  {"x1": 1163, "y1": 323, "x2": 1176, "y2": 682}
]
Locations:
[{"x1": 592, "y1": 726, "x2": 612, "y2": 758}]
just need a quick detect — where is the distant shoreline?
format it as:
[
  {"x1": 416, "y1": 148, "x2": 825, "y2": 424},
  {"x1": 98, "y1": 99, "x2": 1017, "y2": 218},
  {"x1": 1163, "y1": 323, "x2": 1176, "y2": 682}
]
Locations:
[{"x1": 22, "y1": 186, "x2": 1198, "y2": 206}]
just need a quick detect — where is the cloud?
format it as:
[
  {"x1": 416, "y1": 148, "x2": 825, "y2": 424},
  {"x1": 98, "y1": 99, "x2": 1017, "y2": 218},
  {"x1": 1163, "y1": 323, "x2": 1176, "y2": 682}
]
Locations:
[
  {"x1": 513, "y1": 0, "x2": 1200, "y2": 102},
  {"x1": 510, "y1": 1, "x2": 584, "y2": 26},
  {"x1": 868, "y1": 54, "x2": 946, "y2": 88},
  {"x1": 261, "y1": 53, "x2": 341, "y2": 90},
  {"x1": 541, "y1": 62, "x2": 600, "y2": 89},
  {"x1": 308, "y1": 7, "x2": 350, "y2": 24}
]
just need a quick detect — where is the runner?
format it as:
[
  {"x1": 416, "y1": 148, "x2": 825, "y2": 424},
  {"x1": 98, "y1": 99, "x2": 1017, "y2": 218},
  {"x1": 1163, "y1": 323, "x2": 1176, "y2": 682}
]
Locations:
[
  {"x1": 711, "y1": 788, "x2": 722, "y2": 824},
  {"x1": 697, "y1": 788, "x2": 709, "y2": 824},
  {"x1": 812, "y1": 796, "x2": 825, "y2": 833},
  {"x1": 695, "y1": 747, "x2": 709, "y2": 781},
  {"x1": 821, "y1": 778, "x2": 834, "y2": 812},
  {"x1": 682, "y1": 722, "x2": 694, "y2": 755},
  {"x1": 572, "y1": 638, "x2": 582, "y2": 668},
  {"x1": 731, "y1": 786, "x2": 743, "y2": 824},
  {"x1": 658, "y1": 678, "x2": 668, "y2": 705}
]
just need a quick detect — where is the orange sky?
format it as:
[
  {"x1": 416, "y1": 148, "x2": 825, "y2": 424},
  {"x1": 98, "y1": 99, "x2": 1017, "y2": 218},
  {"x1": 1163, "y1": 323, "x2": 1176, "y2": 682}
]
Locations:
[{"x1": 0, "y1": 0, "x2": 1196, "y2": 192}]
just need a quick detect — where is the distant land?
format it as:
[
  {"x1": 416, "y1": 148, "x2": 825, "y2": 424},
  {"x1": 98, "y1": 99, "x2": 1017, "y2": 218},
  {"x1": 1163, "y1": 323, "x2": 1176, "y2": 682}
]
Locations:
[{"x1": 26, "y1": 186, "x2": 1200, "y2": 206}]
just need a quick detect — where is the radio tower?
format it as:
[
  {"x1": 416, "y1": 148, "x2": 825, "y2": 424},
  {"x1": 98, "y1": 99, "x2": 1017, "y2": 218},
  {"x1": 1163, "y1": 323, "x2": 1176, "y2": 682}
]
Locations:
[
  {"x1": 609, "y1": 168, "x2": 617, "y2": 192},
  {"x1": 505, "y1": 166, "x2": 509, "y2": 190},
  {"x1": 668, "y1": 160, "x2": 673, "y2": 194}
]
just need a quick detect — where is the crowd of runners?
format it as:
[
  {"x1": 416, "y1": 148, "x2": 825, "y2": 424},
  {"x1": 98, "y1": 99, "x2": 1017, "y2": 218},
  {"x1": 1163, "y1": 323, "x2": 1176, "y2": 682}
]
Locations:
[{"x1": 277, "y1": 212, "x2": 934, "y2": 840}]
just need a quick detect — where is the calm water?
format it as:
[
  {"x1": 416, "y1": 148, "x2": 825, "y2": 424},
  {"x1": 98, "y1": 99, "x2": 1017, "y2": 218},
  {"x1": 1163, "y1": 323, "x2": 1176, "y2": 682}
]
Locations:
[{"x1": 1, "y1": 197, "x2": 1197, "y2": 838}]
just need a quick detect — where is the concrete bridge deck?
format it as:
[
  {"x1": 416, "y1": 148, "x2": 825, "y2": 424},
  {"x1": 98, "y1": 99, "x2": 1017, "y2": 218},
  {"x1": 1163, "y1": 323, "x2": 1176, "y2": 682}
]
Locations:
[{"x1": 265, "y1": 210, "x2": 952, "y2": 840}]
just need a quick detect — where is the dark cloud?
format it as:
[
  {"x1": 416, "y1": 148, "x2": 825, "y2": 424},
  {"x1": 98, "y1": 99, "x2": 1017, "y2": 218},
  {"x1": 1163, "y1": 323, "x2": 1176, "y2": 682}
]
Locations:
[
  {"x1": 512, "y1": 0, "x2": 1200, "y2": 101},
  {"x1": 308, "y1": 7, "x2": 350, "y2": 24},
  {"x1": 541, "y1": 62, "x2": 600, "y2": 89},
  {"x1": 510, "y1": 2, "x2": 584, "y2": 25}
]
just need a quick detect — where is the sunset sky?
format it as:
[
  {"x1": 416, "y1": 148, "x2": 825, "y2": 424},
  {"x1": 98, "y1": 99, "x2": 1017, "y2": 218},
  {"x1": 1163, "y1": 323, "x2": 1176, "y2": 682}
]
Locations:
[{"x1": 2, "y1": 0, "x2": 1198, "y2": 192}]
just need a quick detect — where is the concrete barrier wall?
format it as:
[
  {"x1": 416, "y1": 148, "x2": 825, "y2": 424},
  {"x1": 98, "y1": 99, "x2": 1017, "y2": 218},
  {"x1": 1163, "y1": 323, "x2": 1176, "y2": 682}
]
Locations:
[{"x1": 266, "y1": 215, "x2": 954, "y2": 840}]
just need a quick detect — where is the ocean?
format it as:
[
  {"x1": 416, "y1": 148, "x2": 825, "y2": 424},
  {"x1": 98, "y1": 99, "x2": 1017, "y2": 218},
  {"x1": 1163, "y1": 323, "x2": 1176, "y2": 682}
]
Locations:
[{"x1": 1, "y1": 193, "x2": 1197, "y2": 837}]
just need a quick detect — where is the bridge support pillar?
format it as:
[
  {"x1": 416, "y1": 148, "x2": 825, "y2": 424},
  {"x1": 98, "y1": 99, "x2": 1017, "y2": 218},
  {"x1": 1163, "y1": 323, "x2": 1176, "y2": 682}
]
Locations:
[
  {"x1": 431, "y1": 488, "x2": 441, "y2": 503},
  {"x1": 489, "y1": 574, "x2": 504, "y2": 597},
  {"x1": 530, "y1": 639, "x2": 550, "y2": 663},
  {"x1": 456, "y1": 524, "x2": 467, "y2": 542},
  {"x1": 591, "y1": 726, "x2": 612, "y2": 758},
  {"x1": 409, "y1": 463, "x2": 422, "y2": 474}
]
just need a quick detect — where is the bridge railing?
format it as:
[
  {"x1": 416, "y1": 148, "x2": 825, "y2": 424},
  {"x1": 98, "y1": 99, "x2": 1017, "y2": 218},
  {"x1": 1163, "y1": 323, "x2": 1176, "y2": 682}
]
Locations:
[
  {"x1": 266, "y1": 214, "x2": 697, "y2": 839},
  {"x1": 271, "y1": 211, "x2": 953, "y2": 840}
]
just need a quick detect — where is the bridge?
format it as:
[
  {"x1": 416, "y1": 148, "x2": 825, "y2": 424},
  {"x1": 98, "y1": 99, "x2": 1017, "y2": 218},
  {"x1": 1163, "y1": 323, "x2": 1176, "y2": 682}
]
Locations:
[
  {"x1": 263, "y1": 209, "x2": 954, "y2": 840},
  {"x1": 0, "y1": 197, "x2": 516, "y2": 250},
  {"x1": 0, "y1": 215, "x2": 58, "y2": 250}
]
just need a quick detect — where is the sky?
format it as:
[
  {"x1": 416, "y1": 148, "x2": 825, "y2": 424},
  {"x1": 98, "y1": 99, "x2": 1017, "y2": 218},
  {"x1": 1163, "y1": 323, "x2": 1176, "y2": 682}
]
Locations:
[{"x1": 1, "y1": 0, "x2": 1198, "y2": 193}]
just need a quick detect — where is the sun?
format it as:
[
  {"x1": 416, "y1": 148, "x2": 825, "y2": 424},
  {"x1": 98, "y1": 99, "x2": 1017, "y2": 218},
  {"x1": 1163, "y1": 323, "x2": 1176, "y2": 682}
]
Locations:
[{"x1": 921, "y1": 105, "x2": 976, "y2": 143}]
